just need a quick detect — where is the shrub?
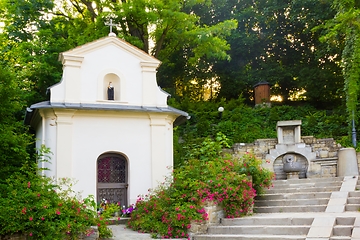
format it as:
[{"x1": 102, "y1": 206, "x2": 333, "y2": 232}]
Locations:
[
  {"x1": 0, "y1": 159, "x2": 116, "y2": 239},
  {"x1": 127, "y1": 134, "x2": 273, "y2": 239},
  {"x1": 238, "y1": 152, "x2": 275, "y2": 195}
]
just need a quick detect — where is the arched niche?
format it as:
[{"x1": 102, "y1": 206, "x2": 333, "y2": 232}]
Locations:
[
  {"x1": 97, "y1": 69, "x2": 127, "y2": 102},
  {"x1": 273, "y1": 152, "x2": 308, "y2": 180},
  {"x1": 103, "y1": 73, "x2": 120, "y2": 101}
]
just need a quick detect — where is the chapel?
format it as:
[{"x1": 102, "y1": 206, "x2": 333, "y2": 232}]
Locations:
[{"x1": 25, "y1": 33, "x2": 188, "y2": 206}]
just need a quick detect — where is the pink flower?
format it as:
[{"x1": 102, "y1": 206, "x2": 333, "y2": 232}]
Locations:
[
  {"x1": 41, "y1": 217, "x2": 45, "y2": 221},
  {"x1": 56, "y1": 210, "x2": 61, "y2": 215},
  {"x1": 29, "y1": 217, "x2": 33, "y2": 221},
  {"x1": 27, "y1": 182, "x2": 31, "y2": 188},
  {"x1": 29, "y1": 233, "x2": 32, "y2": 236}
]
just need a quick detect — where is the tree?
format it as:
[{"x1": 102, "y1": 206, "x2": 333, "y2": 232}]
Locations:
[
  {"x1": 0, "y1": 65, "x2": 31, "y2": 182},
  {"x1": 314, "y1": 0, "x2": 360, "y2": 137},
  {"x1": 0, "y1": 0, "x2": 237, "y2": 104},
  {"x1": 183, "y1": 0, "x2": 342, "y2": 106}
]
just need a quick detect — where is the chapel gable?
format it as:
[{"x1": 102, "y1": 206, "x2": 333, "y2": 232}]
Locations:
[{"x1": 49, "y1": 36, "x2": 168, "y2": 107}]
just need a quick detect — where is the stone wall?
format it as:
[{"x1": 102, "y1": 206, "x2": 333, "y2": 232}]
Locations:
[
  {"x1": 188, "y1": 201, "x2": 224, "y2": 237},
  {"x1": 226, "y1": 136, "x2": 345, "y2": 178}
]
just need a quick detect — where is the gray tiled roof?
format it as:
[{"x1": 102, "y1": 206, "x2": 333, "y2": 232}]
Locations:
[{"x1": 25, "y1": 101, "x2": 189, "y2": 126}]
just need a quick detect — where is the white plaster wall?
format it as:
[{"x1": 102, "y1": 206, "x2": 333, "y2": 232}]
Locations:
[
  {"x1": 50, "y1": 38, "x2": 168, "y2": 107},
  {"x1": 80, "y1": 45, "x2": 143, "y2": 105},
  {"x1": 55, "y1": 110, "x2": 173, "y2": 204}
]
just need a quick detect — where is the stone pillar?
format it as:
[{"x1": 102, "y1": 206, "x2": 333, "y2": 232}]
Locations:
[
  {"x1": 338, "y1": 148, "x2": 359, "y2": 177},
  {"x1": 149, "y1": 114, "x2": 169, "y2": 188},
  {"x1": 55, "y1": 109, "x2": 77, "y2": 179}
]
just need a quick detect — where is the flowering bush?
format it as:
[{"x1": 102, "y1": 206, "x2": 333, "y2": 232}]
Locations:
[
  {"x1": 121, "y1": 205, "x2": 135, "y2": 217},
  {"x1": 127, "y1": 134, "x2": 274, "y2": 239},
  {"x1": 238, "y1": 152, "x2": 275, "y2": 195},
  {"x1": 0, "y1": 160, "x2": 114, "y2": 239}
]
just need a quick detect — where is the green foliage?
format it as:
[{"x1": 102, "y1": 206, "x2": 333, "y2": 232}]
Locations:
[
  {"x1": 239, "y1": 153, "x2": 274, "y2": 195},
  {"x1": 173, "y1": 99, "x2": 349, "y2": 166},
  {"x1": 0, "y1": 65, "x2": 31, "y2": 183},
  {"x1": 0, "y1": 0, "x2": 237, "y2": 106},
  {"x1": 314, "y1": 0, "x2": 360, "y2": 133},
  {"x1": 0, "y1": 156, "x2": 114, "y2": 239},
  {"x1": 128, "y1": 135, "x2": 273, "y2": 238},
  {"x1": 182, "y1": 132, "x2": 230, "y2": 163}
]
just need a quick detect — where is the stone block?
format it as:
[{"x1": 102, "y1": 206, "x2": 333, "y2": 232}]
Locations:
[
  {"x1": 311, "y1": 217, "x2": 335, "y2": 227},
  {"x1": 325, "y1": 205, "x2": 345, "y2": 213},
  {"x1": 330, "y1": 191, "x2": 348, "y2": 199},
  {"x1": 310, "y1": 163, "x2": 322, "y2": 173},
  {"x1": 189, "y1": 223, "x2": 207, "y2": 235},
  {"x1": 307, "y1": 226, "x2": 333, "y2": 238},
  {"x1": 327, "y1": 198, "x2": 346, "y2": 206},
  {"x1": 353, "y1": 227, "x2": 360, "y2": 238}
]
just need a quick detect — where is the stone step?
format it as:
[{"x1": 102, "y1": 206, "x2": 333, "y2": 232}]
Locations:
[
  {"x1": 345, "y1": 194, "x2": 360, "y2": 211},
  {"x1": 254, "y1": 205, "x2": 327, "y2": 213},
  {"x1": 193, "y1": 234, "x2": 307, "y2": 240},
  {"x1": 272, "y1": 177, "x2": 343, "y2": 186},
  {"x1": 349, "y1": 191, "x2": 360, "y2": 197},
  {"x1": 255, "y1": 198, "x2": 329, "y2": 207},
  {"x1": 221, "y1": 217, "x2": 314, "y2": 226},
  {"x1": 347, "y1": 198, "x2": 359, "y2": 204},
  {"x1": 329, "y1": 237, "x2": 351, "y2": 240},
  {"x1": 265, "y1": 186, "x2": 340, "y2": 194},
  {"x1": 342, "y1": 192, "x2": 359, "y2": 212},
  {"x1": 345, "y1": 204, "x2": 360, "y2": 211},
  {"x1": 207, "y1": 225, "x2": 310, "y2": 235},
  {"x1": 336, "y1": 217, "x2": 356, "y2": 225},
  {"x1": 332, "y1": 225, "x2": 353, "y2": 236},
  {"x1": 271, "y1": 181, "x2": 342, "y2": 189},
  {"x1": 256, "y1": 192, "x2": 331, "y2": 200}
]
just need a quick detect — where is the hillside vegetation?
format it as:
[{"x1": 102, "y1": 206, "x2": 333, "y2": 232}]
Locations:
[{"x1": 171, "y1": 97, "x2": 350, "y2": 167}]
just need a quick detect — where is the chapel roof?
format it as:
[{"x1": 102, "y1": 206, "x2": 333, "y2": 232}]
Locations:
[
  {"x1": 59, "y1": 35, "x2": 160, "y2": 65},
  {"x1": 24, "y1": 101, "x2": 189, "y2": 126}
]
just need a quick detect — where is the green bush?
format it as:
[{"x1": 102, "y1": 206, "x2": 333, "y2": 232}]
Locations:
[
  {"x1": 238, "y1": 153, "x2": 274, "y2": 195},
  {"x1": 173, "y1": 99, "x2": 351, "y2": 166},
  {"x1": 0, "y1": 159, "x2": 116, "y2": 239},
  {"x1": 127, "y1": 134, "x2": 273, "y2": 239}
]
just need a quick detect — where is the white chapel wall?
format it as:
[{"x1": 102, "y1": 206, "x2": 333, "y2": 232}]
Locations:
[{"x1": 69, "y1": 111, "x2": 159, "y2": 204}]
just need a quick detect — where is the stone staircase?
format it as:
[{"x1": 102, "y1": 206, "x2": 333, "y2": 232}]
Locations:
[
  {"x1": 254, "y1": 177, "x2": 342, "y2": 213},
  {"x1": 346, "y1": 179, "x2": 360, "y2": 211},
  {"x1": 193, "y1": 176, "x2": 360, "y2": 240}
]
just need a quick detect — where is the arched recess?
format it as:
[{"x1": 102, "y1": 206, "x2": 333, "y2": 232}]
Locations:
[
  {"x1": 97, "y1": 69, "x2": 127, "y2": 102},
  {"x1": 273, "y1": 152, "x2": 309, "y2": 180},
  {"x1": 97, "y1": 153, "x2": 128, "y2": 206},
  {"x1": 102, "y1": 73, "x2": 120, "y2": 101}
]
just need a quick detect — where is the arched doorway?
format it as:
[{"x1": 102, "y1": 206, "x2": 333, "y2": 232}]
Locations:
[{"x1": 97, "y1": 153, "x2": 128, "y2": 206}]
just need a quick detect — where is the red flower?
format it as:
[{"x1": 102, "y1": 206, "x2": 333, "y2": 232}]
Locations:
[{"x1": 56, "y1": 210, "x2": 61, "y2": 215}]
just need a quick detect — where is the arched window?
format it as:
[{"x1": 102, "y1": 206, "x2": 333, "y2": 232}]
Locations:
[{"x1": 97, "y1": 153, "x2": 128, "y2": 206}]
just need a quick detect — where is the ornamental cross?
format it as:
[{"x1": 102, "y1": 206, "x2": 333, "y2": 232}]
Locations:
[{"x1": 105, "y1": 19, "x2": 118, "y2": 34}]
